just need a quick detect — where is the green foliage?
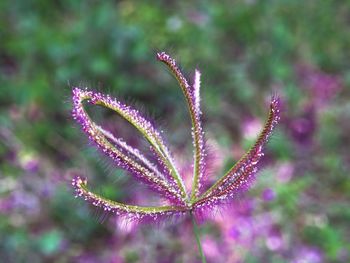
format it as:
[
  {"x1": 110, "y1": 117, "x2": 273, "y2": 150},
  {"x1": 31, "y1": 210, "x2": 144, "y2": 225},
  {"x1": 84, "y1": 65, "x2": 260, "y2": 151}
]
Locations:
[{"x1": 0, "y1": 0, "x2": 349, "y2": 262}]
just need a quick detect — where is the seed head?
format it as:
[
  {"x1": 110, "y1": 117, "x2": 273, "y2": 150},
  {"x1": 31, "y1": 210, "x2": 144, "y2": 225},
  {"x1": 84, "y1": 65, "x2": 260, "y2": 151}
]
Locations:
[{"x1": 71, "y1": 52, "x2": 280, "y2": 222}]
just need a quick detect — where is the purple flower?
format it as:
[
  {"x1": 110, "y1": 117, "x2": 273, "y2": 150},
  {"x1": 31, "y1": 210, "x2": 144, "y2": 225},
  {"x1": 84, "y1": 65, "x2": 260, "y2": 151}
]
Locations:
[
  {"x1": 261, "y1": 188, "x2": 276, "y2": 202},
  {"x1": 229, "y1": 227, "x2": 241, "y2": 239},
  {"x1": 292, "y1": 246, "x2": 323, "y2": 263},
  {"x1": 242, "y1": 117, "x2": 263, "y2": 140},
  {"x1": 265, "y1": 228, "x2": 284, "y2": 251},
  {"x1": 23, "y1": 158, "x2": 40, "y2": 173},
  {"x1": 296, "y1": 64, "x2": 342, "y2": 106},
  {"x1": 276, "y1": 162, "x2": 294, "y2": 183},
  {"x1": 71, "y1": 52, "x2": 281, "y2": 223},
  {"x1": 288, "y1": 105, "x2": 316, "y2": 145}
]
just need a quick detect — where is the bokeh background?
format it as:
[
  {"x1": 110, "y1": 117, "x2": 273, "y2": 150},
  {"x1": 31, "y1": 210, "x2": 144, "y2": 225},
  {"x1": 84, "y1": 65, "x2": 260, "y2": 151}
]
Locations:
[{"x1": 1, "y1": 1, "x2": 350, "y2": 262}]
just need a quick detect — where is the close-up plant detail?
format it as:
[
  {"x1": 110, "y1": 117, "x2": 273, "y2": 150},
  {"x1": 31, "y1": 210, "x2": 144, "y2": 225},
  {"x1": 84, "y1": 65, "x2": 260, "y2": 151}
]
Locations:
[{"x1": 71, "y1": 52, "x2": 280, "y2": 262}]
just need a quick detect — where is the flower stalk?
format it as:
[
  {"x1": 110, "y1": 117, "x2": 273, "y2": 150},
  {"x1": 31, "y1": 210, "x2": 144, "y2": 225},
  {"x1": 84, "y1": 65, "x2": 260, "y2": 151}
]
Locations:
[
  {"x1": 71, "y1": 51, "x2": 280, "y2": 256},
  {"x1": 190, "y1": 211, "x2": 207, "y2": 263}
]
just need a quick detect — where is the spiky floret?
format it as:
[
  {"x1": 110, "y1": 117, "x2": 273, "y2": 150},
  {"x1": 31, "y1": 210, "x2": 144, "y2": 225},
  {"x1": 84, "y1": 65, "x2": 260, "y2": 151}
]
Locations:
[
  {"x1": 193, "y1": 97, "x2": 281, "y2": 213},
  {"x1": 96, "y1": 125, "x2": 166, "y2": 182},
  {"x1": 71, "y1": 52, "x2": 281, "y2": 222},
  {"x1": 72, "y1": 88, "x2": 186, "y2": 205},
  {"x1": 157, "y1": 52, "x2": 206, "y2": 201},
  {"x1": 72, "y1": 176, "x2": 187, "y2": 222}
]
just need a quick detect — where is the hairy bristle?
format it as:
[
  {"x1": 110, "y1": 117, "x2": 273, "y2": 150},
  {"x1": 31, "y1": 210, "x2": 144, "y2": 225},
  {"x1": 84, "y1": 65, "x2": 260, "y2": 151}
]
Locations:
[
  {"x1": 72, "y1": 175, "x2": 188, "y2": 222},
  {"x1": 72, "y1": 87, "x2": 186, "y2": 205},
  {"x1": 195, "y1": 97, "x2": 281, "y2": 209},
  {"x1": 157, "y1": 52, "x2": 206, "y2": 201},
  {"x1": 71, "y1": 53, "x2": 281, "y2": 224}
]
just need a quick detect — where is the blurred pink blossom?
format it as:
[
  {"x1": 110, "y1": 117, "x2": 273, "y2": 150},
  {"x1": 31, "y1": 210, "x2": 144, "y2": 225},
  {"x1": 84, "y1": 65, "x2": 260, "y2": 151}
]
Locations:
[
  {"x1": 276, "y1": 162, "x2": 294, "y2": 183},
  {"x1": 261, "y1": 188, "x2": 276, "y2": 202},
  {"x1": 296, "y1": 64, "x2": 342, "y2": 106},
  {"x1": 242, "y1": 117, "x2": 263, "y2": 140}
]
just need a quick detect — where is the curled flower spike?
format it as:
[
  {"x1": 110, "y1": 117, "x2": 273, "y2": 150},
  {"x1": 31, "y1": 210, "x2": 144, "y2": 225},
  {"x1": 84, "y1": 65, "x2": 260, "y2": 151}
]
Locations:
[
  {"x1": 71, "y1": 52, "x2": 280, "y2": 222},
  {"x1": 72, "y1": 176, "x2": 187, "y2": 222}
]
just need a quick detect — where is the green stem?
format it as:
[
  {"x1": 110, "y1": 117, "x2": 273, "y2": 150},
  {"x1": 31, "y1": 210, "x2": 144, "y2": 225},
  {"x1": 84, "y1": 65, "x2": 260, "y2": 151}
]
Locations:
[{"x1": 190, "y1": 211, "x2": 207, "y2": 263}]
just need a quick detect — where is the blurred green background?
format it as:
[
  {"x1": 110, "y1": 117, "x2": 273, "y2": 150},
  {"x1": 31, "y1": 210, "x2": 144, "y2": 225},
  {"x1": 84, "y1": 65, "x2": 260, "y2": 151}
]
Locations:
[{"x1": 1, "y1": 1, "x2": 350, "y2": 262}]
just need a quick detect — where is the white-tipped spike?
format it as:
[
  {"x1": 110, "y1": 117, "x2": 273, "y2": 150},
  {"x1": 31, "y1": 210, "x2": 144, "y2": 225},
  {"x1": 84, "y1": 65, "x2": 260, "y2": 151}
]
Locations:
[
  {"x1": 96, "y1": 125, "x2": 166, "y2": 181},
  {"x1": 193, "y1": 69, "x2": 201, "y2": 113}
]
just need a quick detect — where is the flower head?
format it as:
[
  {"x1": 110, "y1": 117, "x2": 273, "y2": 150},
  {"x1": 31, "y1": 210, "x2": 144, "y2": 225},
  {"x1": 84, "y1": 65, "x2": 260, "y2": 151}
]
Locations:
[{"x1": 71, "y1": 52, "x2": 280, "y2": 223}]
